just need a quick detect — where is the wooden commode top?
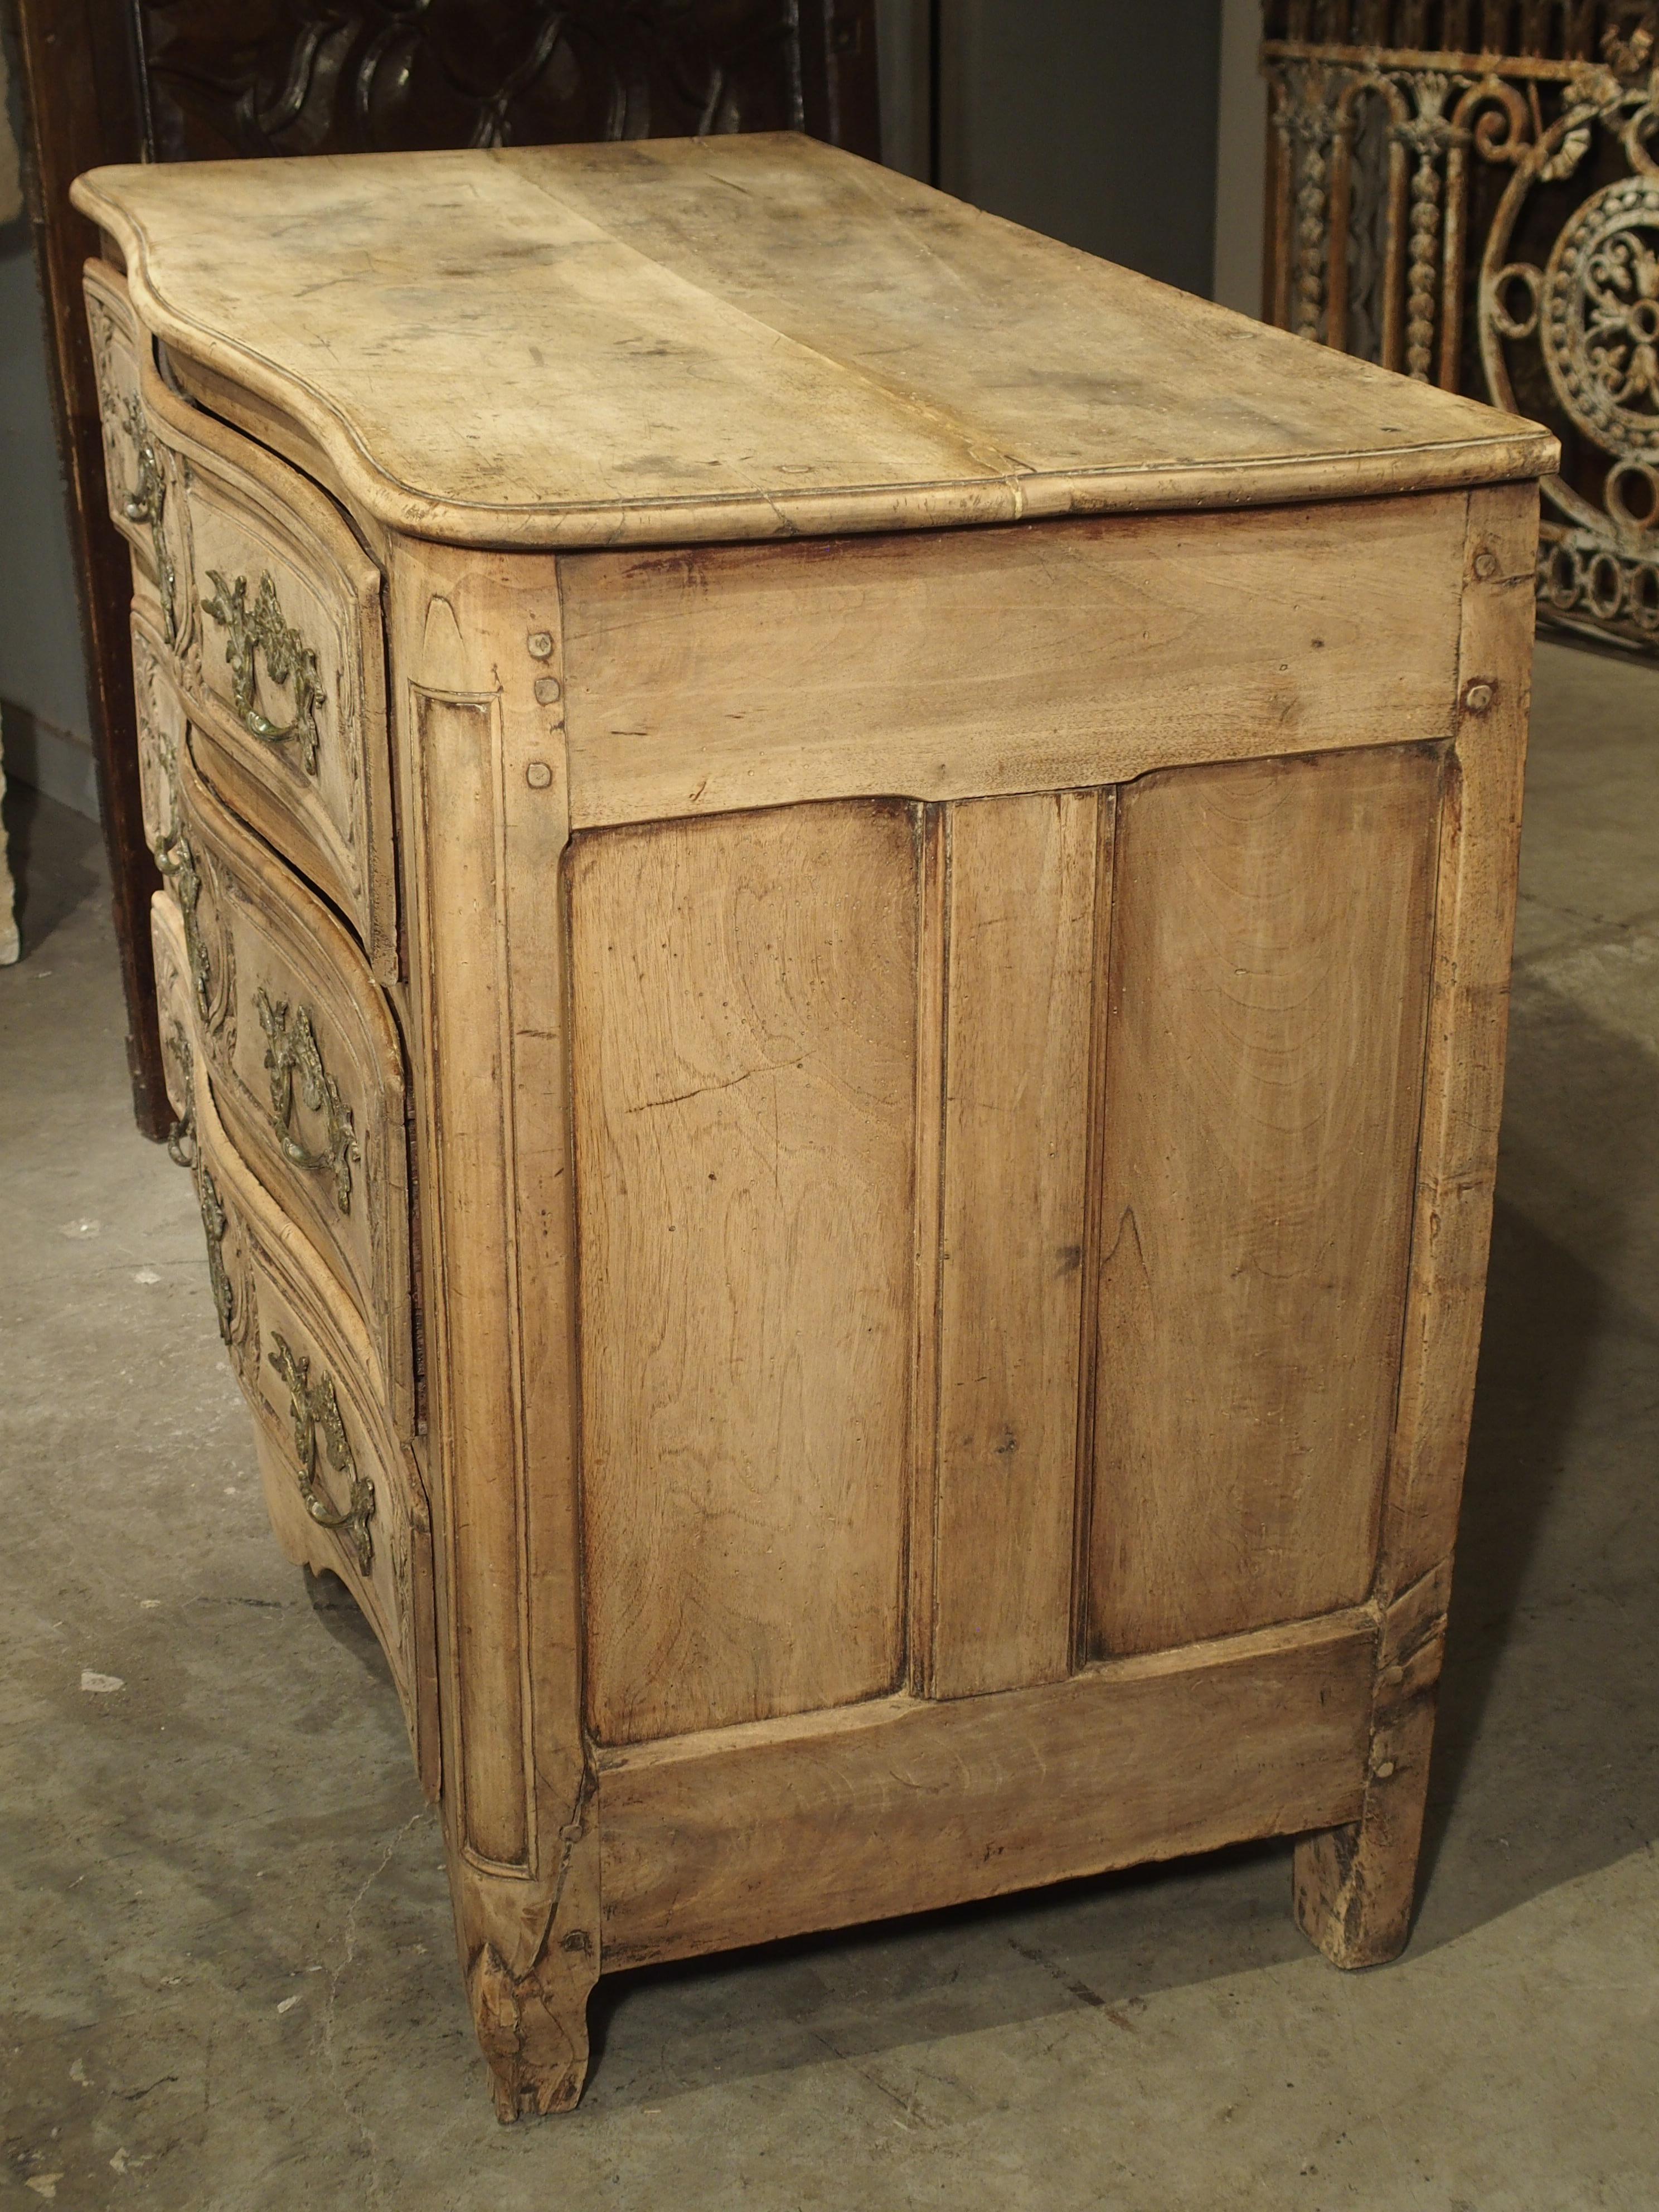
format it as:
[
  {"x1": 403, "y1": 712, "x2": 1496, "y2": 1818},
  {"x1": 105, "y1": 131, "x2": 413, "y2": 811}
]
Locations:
[{"x1": 75, "y1": 134, "x2": 1553, "y2": 547}]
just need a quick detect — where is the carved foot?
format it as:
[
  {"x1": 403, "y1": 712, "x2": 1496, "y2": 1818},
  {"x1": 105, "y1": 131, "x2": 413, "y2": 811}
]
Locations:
[
  {"x1": 1294, "y1": 1565, "x2": 1449, "y2": 1969},
  {"x1": 468, "y1": 1941, "x2": 595, "y2": 2121}
]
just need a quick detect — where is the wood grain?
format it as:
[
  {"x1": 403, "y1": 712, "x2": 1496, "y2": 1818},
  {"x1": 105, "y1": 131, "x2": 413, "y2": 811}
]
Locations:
[
  {"x1": 1379, "y1": 487, "x2": 1537, "y2": 1598},
  {"x1": 1294, "y1": 482, "x2": 1539, "y2": 1967},
  {"x1": 1293, "y1": 1559, "x2": 1451, "y2": 1968},
  {"x1": 598, "y1": 1609, "x2": 1376, "y2": 1968},
  {"x1": 71, "y1": 137, "x2": 1556, "y2": 550},
  {"x1": 83, "y1": 122, "x2": 1553, "y2": 2115},
  {"x1": 1088, "y1": 744, "x2": 1443, "y2": 1656},
  {"x1": 930, "y1": 792, "x2": 1102, "y2": 1697},
  {"x1": 406, "y1": 686, "x2": 528, "y2": 1867},
  {"x1": 906, "y1": 806, "x2": 948, "y2": 1699},
  {"x1": 558, "y1": 495, "x2": 1468, "y2": 827},
  {"x1": 571, "y1": 802, "x2": 918, "y2": 1744},
  {"x1": 388, "y1": 535, "x2": 601, "y2": 2111}
]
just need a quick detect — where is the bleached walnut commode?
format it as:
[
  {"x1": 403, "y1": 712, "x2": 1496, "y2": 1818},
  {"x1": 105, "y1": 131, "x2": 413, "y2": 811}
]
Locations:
[{"x1": 74, "y1": 138, "x2": 1555, "y2": 2118}]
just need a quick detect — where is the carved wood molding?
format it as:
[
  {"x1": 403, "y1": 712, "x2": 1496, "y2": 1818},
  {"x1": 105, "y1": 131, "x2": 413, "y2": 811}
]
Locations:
[{"x1": 134, "y1": 0, "x2": 879, "y2": 162}]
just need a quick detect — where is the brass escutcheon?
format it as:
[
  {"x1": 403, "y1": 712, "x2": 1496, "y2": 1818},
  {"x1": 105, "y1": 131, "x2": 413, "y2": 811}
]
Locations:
[
  {"x1": 201, "y1": 569, "x2": 325, "y2": 774},
  {"x1": 268, "y1": 1332, "x2": 376, "y2": 1573},
  {"x1": 254, "y1": 987, "x2": 360, "y2": 1214}
]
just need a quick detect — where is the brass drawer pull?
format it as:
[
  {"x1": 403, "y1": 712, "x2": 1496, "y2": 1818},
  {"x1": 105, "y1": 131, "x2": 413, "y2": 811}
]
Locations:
[
  {"x1": 121, "y1": 395, "x2": 180, "y2": 648},
  {"x1": 202, "y1": 569, "x2": 325, "y2": 774},
  {"x1": 162, "y1": 1027, "x2": 237, "y2": 1346},
  {"x1": 153, "y1": 823, "x2": 214, "y2": 1022},
  {"x1": 269, "y1": 1333, "x2": 376, "y2": 1574},
  {"x1": 255, "y1": 987, "x2": 360, "y2": 1214},
  {"x1": 197, "y1": 1162, "x2": 237, "y2": 1346}
]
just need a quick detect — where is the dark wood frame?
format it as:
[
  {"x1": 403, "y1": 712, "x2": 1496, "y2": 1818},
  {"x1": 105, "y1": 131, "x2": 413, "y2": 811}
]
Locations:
[
  {"x1": 8, "y1": 0, "x2": 159, "y2": 1124},
  {"x1": 5, "y1": 0, "x2": 880, "y2": 1139}
]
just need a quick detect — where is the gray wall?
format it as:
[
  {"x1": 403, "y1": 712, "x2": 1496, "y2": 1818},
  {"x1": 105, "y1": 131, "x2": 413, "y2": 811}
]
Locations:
[
  {"x1": 0, "y1": 30, "x2": 97, "y2": 818},
  {"x1": 1214, "y1": 0, "x2": 1268, "y2": 314},
  {"x1": 934, "y1": 1, "x2": 1223, "y2": 297},
  {"x1": 875, "y1": 0, "x2": 932, "y2": 180}
]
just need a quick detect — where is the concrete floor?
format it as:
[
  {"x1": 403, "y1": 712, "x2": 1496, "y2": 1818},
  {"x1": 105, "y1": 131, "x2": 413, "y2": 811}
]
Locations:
[{"x1": 2, "y1": 635, "x2": 1656, "y2": 2210}]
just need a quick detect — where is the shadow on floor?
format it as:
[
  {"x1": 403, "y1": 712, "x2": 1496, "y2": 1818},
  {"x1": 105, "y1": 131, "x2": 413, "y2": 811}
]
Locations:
[
  {"x1": 585, "y1": 1836, "x2": 1303, "y2": 2109},
  {"x1": 1414, "y1": 973, "x2": 1659, "y2": 1946},
  {"x1": 304, "y1": 1565, "x2": 399, "y2": 1696}
]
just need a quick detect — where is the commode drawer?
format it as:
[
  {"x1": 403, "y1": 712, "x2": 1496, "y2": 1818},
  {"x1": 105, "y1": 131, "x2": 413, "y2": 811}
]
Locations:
[
  {"x1": 152, "y1": 891, "x2": 437, "y2": 1794},
  {"x1": 151, "y1": 722, "x2": 415, "y2": 1434},
  {"x1": 87, "y1": 259, "x2": 396, "y2": 978}
]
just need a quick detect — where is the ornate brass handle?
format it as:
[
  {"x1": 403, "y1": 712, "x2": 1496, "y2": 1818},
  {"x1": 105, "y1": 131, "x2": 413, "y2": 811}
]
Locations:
[
  {"x1": 153, "y1": 824, "x2": 214, "y2": 1023},
  {"x1": 255, "y1": 987, "x2": 359, "y2": 1214},
  {"x1": 162, "y1": 1026, "x2": 241, "y2": 1350},
  {"x1": 121, "y1": 395, "x2": 180, "y2": 649},
  {"x1": 201, "y1": 570, "x2": 324, "y2": 774},
  {"x1": 196, "y1": 1161, "x2": 238, "y2": 1347},
  {"x1": 268, "y1": 1333, "x2": 376, "y2": 1573}
]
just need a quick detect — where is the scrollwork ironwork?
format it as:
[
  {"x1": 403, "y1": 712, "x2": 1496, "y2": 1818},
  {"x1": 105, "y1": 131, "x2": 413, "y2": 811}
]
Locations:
[
  {"x1": 201, "y1": 571, "x2": 326, "y2": 774},
  {"x1": 1265, "y1": 2, "x2": 1659, "y2": 652},
  {"x1": 254, "y1": 986, "x2": 360, "y2": 1213},
  {"x1": 268, "y1": 1332, "x2": 376, "y2": 1573},
  {"x1": 1542, "y1": 173, "x2": 1659, "y2": 450},
  {"x1": 1395, "y1": 75, "x2": 1458, "y2": 379}
]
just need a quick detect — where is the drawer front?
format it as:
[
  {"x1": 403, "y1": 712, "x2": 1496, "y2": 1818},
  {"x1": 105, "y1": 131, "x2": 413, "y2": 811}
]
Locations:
[
  {"x1": 156, "y1": 723, "x2": 415, "y2": 1433},
  {"x1": 151, "y1": 889, "x2": 264, "y2": 1384},
  {"x1": 86, "y1": 259, "x2": 396, "y2": 978},
  {"x1": 86, "y1": 261, "x2": 191, "y2": 649},
  {"x1": 152, "y1": 891, "x2": 438, "y2": 1793},
  {"x1": 133, "y1": 607, "x2": 186, "y2": 865}
]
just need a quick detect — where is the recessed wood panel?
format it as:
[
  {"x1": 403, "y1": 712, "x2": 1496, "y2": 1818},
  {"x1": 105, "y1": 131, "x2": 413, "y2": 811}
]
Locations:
[
  {"x1": 1088, "y1": 745, "x2": 1443, "y2": 1657},
  {"x1": 597, "y1": 1609, "x2": 1375, "y2": 1968},
  {"x1": 930, "y1": 792, "x2": 1103, "y2": 1697},
  {"x1": 409, "y1": 690, "x2": 530, "y2": 1869},
  {"x1": 571, "y1": 802, "x2": 918, "y2": 1745}
]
